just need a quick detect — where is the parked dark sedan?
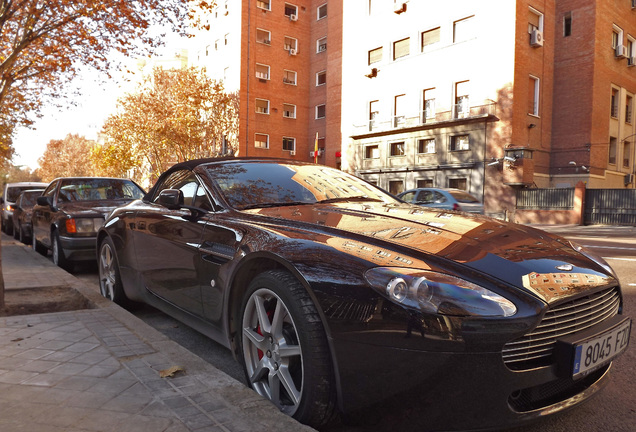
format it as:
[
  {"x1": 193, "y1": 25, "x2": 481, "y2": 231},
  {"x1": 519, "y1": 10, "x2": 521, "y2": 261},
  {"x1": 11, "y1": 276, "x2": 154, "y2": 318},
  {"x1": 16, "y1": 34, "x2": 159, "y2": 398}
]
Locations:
[
  {"x1": 97, "y1": 158, "x2": 630, "y2": 430},
  {"x1": 12, "y1": 188, "x2": 45, "y2": 244},
  {"x1": 32, "y1": 177, "x2": 145, "y2": 270}
]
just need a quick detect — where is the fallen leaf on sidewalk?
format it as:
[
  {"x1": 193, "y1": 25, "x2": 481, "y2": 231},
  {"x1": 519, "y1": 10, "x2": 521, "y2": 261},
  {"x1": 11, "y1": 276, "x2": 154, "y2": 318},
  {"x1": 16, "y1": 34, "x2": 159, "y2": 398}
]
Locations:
[
  {"x1": 159, "y1": 366, "x2": 184, "y2": 378},
  {"x1": 11, "y1": 338, "x2": 24, "y2": 342}
]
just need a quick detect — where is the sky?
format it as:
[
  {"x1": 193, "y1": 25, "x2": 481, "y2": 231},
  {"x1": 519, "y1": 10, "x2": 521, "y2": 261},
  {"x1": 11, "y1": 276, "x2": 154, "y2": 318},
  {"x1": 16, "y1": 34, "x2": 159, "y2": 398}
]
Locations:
[{"x1": 12, "y1": 30, "x2": 188, "y2": 172}]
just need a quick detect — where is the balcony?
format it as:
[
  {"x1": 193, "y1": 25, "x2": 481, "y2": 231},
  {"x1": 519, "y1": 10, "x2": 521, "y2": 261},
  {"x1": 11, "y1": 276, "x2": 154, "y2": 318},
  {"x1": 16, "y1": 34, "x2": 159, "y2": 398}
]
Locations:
[{"x1": 354, "y1": 101, "x2": 497, "y2": 136}]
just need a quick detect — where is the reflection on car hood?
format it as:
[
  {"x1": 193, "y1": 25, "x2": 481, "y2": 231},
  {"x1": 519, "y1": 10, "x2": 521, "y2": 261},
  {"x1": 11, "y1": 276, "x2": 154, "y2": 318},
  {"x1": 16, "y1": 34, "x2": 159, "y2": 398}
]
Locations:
[
  {"x1": 245, "y1": 202, "x2": 615, "y2": 304},
  {"x1": 57, "y1": 200, "x2": 130, "y2": 219}
]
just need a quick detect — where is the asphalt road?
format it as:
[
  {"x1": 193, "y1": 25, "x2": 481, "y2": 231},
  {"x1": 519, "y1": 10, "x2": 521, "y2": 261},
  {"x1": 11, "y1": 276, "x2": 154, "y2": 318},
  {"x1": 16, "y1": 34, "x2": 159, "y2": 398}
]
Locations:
[{"x1": 71, "y1": 224, "x2": 635, "y2": 432}]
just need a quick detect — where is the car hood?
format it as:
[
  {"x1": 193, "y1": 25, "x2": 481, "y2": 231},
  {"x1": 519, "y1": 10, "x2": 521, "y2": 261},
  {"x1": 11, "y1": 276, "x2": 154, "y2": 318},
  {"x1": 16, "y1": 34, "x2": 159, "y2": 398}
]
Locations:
[
  {"x1": 244, "y1": 202, "x2": 616, "y2": 304},
  {"x1": 58, "y1": 200, "x2": 129, "y2": 219}
]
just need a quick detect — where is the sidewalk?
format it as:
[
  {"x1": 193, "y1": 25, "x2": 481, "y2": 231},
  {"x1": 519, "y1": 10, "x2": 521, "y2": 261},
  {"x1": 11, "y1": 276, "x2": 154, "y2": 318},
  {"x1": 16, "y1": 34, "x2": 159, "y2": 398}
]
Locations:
[{"x1": 0, "y1": 235, "x2": 314, "y2": 432}]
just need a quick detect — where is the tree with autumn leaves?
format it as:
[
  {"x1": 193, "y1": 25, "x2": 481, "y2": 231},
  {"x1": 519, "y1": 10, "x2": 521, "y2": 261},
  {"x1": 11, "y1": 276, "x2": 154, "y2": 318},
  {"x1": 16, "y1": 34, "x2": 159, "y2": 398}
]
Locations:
[
  {"x1": 0, "y1": 0, "x2": 215, "y2": 163},
  {"x1": 98, "y1": 66, "x2": 239, "y2": 186},
  {"x1": 0, "y1": 0, "x2": 216, "y2": 308}
]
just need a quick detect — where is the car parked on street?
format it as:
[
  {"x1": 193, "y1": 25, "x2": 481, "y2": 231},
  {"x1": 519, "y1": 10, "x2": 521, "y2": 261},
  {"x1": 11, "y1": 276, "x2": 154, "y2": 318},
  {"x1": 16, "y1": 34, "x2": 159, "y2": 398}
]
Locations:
[
  {"x1": 398, "y1": 187, "x2": 484, "y2": 213},
  {"x1": 1, "y1": 181, "x2": 48, "y2": 235},
  {"x1": 31, "y1": 177, "x2": 145, "y2": 270},
  {"x1": 97, "y1": 158, "x2": 630, "y2": 431},
  {"x1": 12, "y1": 189, "x2": 45, "y2": 244}
]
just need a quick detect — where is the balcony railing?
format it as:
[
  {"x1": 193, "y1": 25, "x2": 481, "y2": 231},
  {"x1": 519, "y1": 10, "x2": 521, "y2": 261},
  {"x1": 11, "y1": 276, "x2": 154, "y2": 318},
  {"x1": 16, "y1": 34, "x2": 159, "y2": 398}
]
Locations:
[{"x1": 356, "y1": 101, "x2": 496, "y2": 134}]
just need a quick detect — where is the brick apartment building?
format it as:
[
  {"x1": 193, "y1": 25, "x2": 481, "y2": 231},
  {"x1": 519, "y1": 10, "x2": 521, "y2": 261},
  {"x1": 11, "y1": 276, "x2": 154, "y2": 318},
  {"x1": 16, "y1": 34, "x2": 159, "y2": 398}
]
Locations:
[{"x1": 189, "y1": 0, "x2": 636, "y2": 218}]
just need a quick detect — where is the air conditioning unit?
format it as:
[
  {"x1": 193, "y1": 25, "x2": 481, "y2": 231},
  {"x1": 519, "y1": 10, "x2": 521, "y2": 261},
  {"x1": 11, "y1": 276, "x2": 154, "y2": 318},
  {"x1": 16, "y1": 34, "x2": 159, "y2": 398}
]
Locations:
[
  {"x1": 530, "y1": 29, "x2": 544, "y2": 47},
  {"x1": 632, "y1": 0, "x2": 636, "y2": 9},
  {"x1": 393, "y1": 2, "x2": 406, "y2": 14},
  {"x1": 625, "y1": 173, "x2": 634, "y2": 185},
  {"x1": 290, "y1": 13, "x2": 298, "y2": 21},
  {"x1": 289, "y1": 48, "x2": 297, "y2": 56},
  {"x1": 628, "y1": 56, "x2": 636, "y2": 67},
  {"x1": 290, "y1": 150, "x2": 296, "y2": 156},
  {"x1": 616, "y1": 44, "x2": 628, "y2": 58}
]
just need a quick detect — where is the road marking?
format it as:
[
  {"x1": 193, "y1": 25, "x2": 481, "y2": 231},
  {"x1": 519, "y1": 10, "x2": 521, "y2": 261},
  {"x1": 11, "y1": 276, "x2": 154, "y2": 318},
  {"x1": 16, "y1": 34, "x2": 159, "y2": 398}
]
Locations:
[{"x1": 585, "y1": 245, "x2": 636, "y2": 251}]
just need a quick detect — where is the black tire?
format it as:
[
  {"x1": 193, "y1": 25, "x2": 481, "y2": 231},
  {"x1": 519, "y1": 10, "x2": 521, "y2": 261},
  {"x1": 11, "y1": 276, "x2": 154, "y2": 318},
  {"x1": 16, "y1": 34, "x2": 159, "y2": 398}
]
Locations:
[
  {"x1": 32, "y1": 232, "x2": 47, "y2": 255},
  {"x1": 13, "y1": 223, "x2": 19, "y2": 240},
  {"x1": 52, "y1": 231, "x2": 71, "y2": 270},
  {"x1": 239, "y1": 270, "x2": 336, "y2": 428},
  {"x1": 98, "y1": 236, "x2": 133, "y2": 307}
]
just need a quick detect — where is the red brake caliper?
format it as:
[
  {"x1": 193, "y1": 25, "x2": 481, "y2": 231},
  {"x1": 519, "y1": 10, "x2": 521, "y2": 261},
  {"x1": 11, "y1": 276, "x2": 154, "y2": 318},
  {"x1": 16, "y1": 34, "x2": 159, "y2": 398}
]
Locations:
[{"x1": 256, "y1": 306, "x2": 275, "y2": 360}]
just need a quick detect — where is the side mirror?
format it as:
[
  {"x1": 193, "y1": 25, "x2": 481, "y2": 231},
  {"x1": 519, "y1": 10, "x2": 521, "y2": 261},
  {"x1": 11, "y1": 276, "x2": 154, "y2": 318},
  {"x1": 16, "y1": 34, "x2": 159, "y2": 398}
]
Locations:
[
  {"x1": 157, "y1": 189, "x2": 184, "y2": 210},
  {"x1": 36, "y1": 196, "x2": 53, "y2": 207}
]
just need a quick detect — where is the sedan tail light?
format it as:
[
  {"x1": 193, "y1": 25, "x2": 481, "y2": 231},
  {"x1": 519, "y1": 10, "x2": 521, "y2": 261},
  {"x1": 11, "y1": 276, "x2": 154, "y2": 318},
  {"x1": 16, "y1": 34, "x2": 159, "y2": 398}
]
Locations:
[{"x1": 453, "y1": 203, "x2": 461, "y2": 211}]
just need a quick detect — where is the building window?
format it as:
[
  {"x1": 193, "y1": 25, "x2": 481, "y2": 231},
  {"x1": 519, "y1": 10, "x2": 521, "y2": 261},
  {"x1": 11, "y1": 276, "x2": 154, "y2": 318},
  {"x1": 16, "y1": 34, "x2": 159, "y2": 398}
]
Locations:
[
  {"x1": 255, "y1": 63, "x2": 270, "y2": 80},
  {"x1": 283, "y1": 103, "x2": 296, "y2": 118},
  {"x1": 369, "y1": 100, "x2": 379, "y2": 130},
  {"x1": 609, "y1": 136, "x2": 617, "y2": 165},
  {"x1": 256, "y1": 29, "x2": 271, "y2": 45},
  {"x1": 453, "y1": 16, "x2": 474, "y2": 43},
  {"x1": 283, "y1": 136, "x2": 296, "y2": 152},
  {"x1": 626, "y1": 95, "x2": 633, "y2": 123},
  {"x1": 417, "y1": 179, "x2": 434, "y2": 188},
  {"x1": 368, "y1": 47, "x2": 383, "y2": 65},
  {"x1": 255, "y1": 133, "x2": 269, "y2": 149},
  {"x1": 316, "y1": 104, "x2": 326, "y2": 119},
  {"x1": 393, "y1": 37, "x2": 410, "y2": 60},
  {"x1": 564, "y1": 12, "x2": 572, "y2": 37},
  {"x1": 450, "y1": 135, "x2": 470, "y2": 151},
  {"x1": 449, "y1": 178, "x2": 467, "y2": 190},
  {"x1": 394, "y1": 94, "x2": 406, "y2": 127},
  {"x1": 423, "y1": 88, "x2": 435, "y2": 121},
  {"x1": 283, "y1": 70, "x2": 297, "y2": 85},
  {"x1": 528, "y1": 7, "x2": 544, "y2": 33},
  {"x1": 389, "y1": 180, "x2": 404, "y2": 196},
  {"x1": 316, "y1": 70, "x2": 326, "y2": 86},
  {"x1": 257, "y1": 0, "x2": 270, "y2": 11},
  {"x1": 529, "y1": 75, "x2": 540, "y2": 116},
  {"x1": 255, "y1": 98, "x2": 269, "y2": 114},
  {"x1": 418, "y1": 138, "x2": 436, "y2": 154},
  {"x1": 612, "y1": 25, "x2": 623, "y2": 50},
  {"x1": 611, "y1": 87, "x2": 619, "y2": 118},
  {"x1": 284, "y1": 3, "x2": 298, "y2": 17},
  {"x1": 284, "y1": 36, "x2": 298, "y2": 52},
  {"x1": 454, "y1": 81, "x2": 470, "y2": 118},
  {"x1": 421, "y1": 27, "x2": 441, "y2": 51},
  {"x1": 317, "y1": 3, "x2": 327, "y2": 20},
  {"x1": 623, "y1": 140, "x2": 631, "y2": 168},
  {"x1": 317, "y1": 37, "x2": 327, "y2": 53},
  {"x1": 628, "y1": 37, "x2": 636, "y2": 64},
  {"x1": 365, "y1": 145, "x2": 379, "y2": 159},
  {"x1": 390, "y1": 141, "x2": 406, "y2": 156}
]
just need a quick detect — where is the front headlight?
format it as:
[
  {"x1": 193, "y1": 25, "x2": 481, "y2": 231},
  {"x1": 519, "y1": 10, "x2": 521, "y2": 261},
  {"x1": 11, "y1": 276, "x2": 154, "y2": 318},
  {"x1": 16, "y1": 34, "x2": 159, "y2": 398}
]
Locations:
[
  {"x1": 365, "y1": 267, "x2": 517, "y2": 317},
  {"x1": 65, "y1": 218, "x2": 104, "y2": 234}
]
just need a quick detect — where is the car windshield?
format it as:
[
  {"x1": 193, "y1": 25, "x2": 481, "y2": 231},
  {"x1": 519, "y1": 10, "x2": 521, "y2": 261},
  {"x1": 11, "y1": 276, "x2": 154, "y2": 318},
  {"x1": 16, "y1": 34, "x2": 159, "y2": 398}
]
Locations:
[
  {"x1": 20, "y1": 191, "x2": 42, "y2": 206},
  {"x1": 58, "y1": 179, "x2": 145, "y2": 202},
  {"x1": 7, "y1": 186, "x2": 38, "y2": 202},
  {"x1": 205, "y1": 162, "x2": 397, "y2": 210},
  {"x1": 448, "y1": 190, "x2": 480, "y2": 203}
]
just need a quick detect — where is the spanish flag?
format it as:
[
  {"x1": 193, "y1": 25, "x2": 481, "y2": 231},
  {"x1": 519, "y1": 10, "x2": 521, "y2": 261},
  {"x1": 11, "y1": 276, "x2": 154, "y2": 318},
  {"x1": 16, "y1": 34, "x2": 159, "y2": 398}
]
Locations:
[{"x1": 314, "y1": 132, "x2": 319, "y2": 164}]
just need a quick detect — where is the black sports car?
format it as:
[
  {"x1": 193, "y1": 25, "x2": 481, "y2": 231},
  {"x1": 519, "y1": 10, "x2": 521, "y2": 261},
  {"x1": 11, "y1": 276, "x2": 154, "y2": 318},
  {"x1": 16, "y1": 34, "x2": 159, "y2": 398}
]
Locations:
[{"x1": 97, "y1": 158, "x2": 631, "y2": 430}]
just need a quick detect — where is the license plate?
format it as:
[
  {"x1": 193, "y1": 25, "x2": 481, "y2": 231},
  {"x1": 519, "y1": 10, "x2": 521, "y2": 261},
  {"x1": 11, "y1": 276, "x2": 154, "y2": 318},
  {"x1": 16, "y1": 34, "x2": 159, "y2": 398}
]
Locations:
[{"x1": 572, "y1": 319, "x2": 631, "y2": 378}]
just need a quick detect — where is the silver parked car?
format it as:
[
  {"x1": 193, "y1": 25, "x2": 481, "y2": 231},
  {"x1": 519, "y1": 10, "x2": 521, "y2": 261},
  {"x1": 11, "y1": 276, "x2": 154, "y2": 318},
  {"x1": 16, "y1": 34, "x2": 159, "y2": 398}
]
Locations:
[{"x1": 398, "y1": 187, "x2": 484, "y2": 213}]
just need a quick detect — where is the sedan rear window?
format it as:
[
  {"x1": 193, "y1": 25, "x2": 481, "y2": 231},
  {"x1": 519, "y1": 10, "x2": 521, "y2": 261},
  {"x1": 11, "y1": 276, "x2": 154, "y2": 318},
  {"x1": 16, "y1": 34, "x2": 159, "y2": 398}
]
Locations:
[{"x1": 449, "y1": 190, "x2": 479, "y2": 203}]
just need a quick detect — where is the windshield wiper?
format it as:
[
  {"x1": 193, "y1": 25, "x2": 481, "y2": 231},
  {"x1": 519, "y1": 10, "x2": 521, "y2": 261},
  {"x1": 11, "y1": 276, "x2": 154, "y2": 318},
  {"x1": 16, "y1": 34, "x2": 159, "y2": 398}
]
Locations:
[
  {"x1": 317, "y1": 196, "x2": 384, "y2": 204},
  {"x1": 240, "y1": 201, "x2": 312, "y2": 210}
]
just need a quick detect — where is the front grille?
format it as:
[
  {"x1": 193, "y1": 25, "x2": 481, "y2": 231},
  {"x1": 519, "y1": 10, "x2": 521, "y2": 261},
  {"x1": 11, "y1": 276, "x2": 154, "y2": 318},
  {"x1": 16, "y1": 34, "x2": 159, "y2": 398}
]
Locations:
[{"x1": 503, "y1": 286, "x2": 620, "y2": 370}]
